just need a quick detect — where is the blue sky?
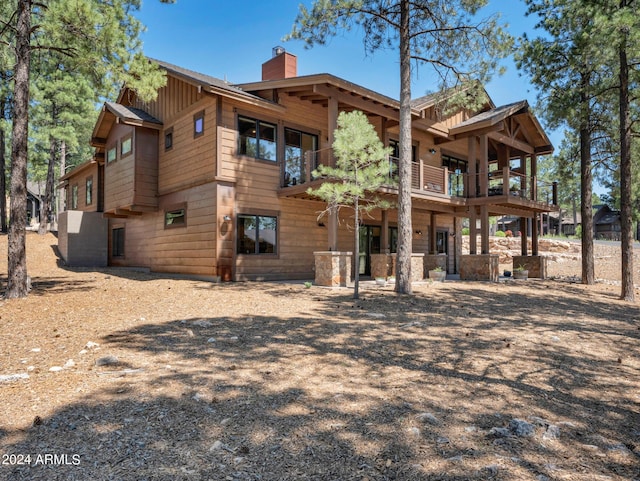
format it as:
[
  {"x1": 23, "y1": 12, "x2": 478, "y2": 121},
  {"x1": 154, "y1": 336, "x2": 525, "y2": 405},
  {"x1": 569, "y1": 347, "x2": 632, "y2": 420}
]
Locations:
[{"x1": 136, "y1": 0, "x2": 557, "y2": 145}]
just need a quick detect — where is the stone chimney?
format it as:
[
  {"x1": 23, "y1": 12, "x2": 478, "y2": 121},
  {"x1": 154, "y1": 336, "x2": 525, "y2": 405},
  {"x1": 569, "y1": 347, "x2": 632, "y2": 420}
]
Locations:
[{"x1": 262, "y1": 46, "x2": 297, "y2": 81}]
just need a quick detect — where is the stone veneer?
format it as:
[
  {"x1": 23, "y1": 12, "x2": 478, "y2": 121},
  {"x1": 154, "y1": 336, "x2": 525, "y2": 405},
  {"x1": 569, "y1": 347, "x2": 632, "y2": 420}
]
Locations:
[
  {"x1": 370, "y1": 253, "x2": 425, "y2": 282},
  {"x1": 314, "y1": 251, "x2": 352, "y2": 287},
  {"x1": 460, "y1": 254, "x2": 499, "y2": 282},
  {"x1": 423, "y1": 254, "x2": 447, "y2": 278},
  {"x1": 512, "y1": 255, "x2": 548, "y2": 279}
]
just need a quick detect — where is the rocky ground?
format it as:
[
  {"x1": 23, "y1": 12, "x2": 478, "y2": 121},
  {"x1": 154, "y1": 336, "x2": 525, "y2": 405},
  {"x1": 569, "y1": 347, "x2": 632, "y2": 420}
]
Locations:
[{"x1": 0, "y1": 232, "x2": 639, "y2": 480}]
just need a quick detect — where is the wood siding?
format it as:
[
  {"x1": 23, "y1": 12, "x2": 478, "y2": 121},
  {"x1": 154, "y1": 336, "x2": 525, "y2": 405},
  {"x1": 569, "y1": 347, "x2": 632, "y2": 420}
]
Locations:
[{"x1": 131, "y1": 75, "x2": 205, "y2": 123}]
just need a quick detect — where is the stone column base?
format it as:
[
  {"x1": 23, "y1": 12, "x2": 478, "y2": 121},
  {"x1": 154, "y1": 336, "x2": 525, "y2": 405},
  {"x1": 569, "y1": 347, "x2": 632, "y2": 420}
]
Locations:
[
  {"x1": 460, "y1": 254, "x2": 499, "y2": 282},
  {"x1": 423, "y1": 254, "x2": 447, "y2": 278},
  {"x1": 314, "y1": 251, "x2": 352, "y2": 287},
  {"x1": 512, "y1": 255, "x2": 548, "y2": 279},
  {"x1": 371, "y1": 253, "x2": 395, "y2": 279}
]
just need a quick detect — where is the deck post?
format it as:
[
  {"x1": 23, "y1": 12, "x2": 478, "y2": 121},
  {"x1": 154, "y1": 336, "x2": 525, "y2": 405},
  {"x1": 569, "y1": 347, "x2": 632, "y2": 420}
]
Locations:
[
  {"x1": 429, "y1": 212, "x2": 437, "y2": 254},
  {"x1": 520, "y1": 217, "x2": 528, "y2": 256},
  {"x1": 480, "y1": 205, "x2": 489, "y2": 254},
  {"x1": 327, "y1": 96, "x2": 338, "y2": 168},
  {"x1": 468, "y1": 136, "x2": 477, "y2": 197},
  {"x1": 479, "y1": 134, "x2": 488, "y2": 197},
  {"x1": 419, "y1": 158, "x2": 425, "y2": 192},
  {"x1": 381, "y1": 209, "x2": 389, "y2": 253},
  {"x1": 328, "y1": 206, "x2": 338, "y2": 251},
  {"x1": 531, "y1": 153, "x2": 537, "y2": 201},
  {"x1": 532, "y1": 213, "x2": 539, "y2": 255},
  {"x1": 469, "y1": 207, "x2": 477, "y2": 255}
]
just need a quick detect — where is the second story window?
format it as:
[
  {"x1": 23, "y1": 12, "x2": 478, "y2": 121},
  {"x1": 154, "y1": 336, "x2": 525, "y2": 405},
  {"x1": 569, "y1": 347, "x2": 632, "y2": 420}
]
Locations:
[
  {"x1": 238, "y1": 115, "x2": 277, "y2": 161},
  {"x1": 121, "y1": 135, "x2": 132, "y2": 157},
  {"x1": 106, "y1": 146, "x2": 116, "y2": 163},
  {"x1": 194, "y1": 111, "x2": 204, "y2": 138},
  {"x1": 165, "y1": 127, "x2": 173, "y2": 151}
]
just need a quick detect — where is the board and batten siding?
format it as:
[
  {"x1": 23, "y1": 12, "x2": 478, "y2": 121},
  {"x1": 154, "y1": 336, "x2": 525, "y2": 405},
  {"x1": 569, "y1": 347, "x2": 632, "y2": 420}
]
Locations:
[
  {"x1": 104, "y1": 124, "x2": 136, "y2": 212},
  {"x1": 131, "y1": 75, "x2": 205, "y2": 124},
  {"x1": 159, "y1": 98, "x2": 217, "y2": 195}
]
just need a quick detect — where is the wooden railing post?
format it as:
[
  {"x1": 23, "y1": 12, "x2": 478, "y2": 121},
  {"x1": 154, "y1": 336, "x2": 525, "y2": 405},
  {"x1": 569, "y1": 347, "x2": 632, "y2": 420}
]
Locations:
[
  {"x1": 503, "y1": 165, "x2": 510, "y2": 195},
  {"x1": 532, "y1": 175, "x2": 537, "y2": 201},
  {"x1": 305, "y1": 151, "x2": 312, "y2": 184},
  {"x1": 443, "y1": 166, "x2": 449, "y2": 196}
]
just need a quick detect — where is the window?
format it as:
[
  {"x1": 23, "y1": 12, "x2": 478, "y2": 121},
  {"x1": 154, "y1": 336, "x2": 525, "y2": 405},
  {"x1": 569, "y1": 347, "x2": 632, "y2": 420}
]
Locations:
[
  {"x1": 121, "y1": 135, "x2": 132, "y2": 157},
  {"x1": 86, "y1": 176, "x2": 93, "y2": 206},
  {"x1": 389, "y1": 139, "x2": 417, "y2": 161},
  {"x1": 165, "y1": 127, "x2": 173, "y2": 151},
  {"x1": 194, "y1": 111, "x2": 204, "y2": 138},
  {"x1": 442, "y1": 154, "x2": 467, "y2": 197},
  {"x1": 237, "y1": 214, "x2": 277, "y2": 254},
  {"x1": 106, "y1": 146, "x2": 116, "y2": 163},
  {"x1": 165, "y1": 205, "x2": 186, "y2": 228},
  {"x1": 112, "y1": 227, "x2": 125, "y2": 257},
  {"x1": 71, "y1": 185, "x2": 78, "y2": 209},
  {"x1": 284, "y1": 127, "x2": 317, "y2": 186},
  {"x1": 238, "y1": 115, "x2": 277, "y2": 161}
]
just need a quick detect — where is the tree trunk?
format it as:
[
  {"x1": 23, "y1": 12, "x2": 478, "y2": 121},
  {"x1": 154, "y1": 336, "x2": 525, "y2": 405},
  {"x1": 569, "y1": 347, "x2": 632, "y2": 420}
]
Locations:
[
  {"x1": 38, "y1": 137, "x2": 57, "y2": 235},
  {"x1": 395, "y1": 0, "x2": 412, "y2": 295},
  {"x1": 618, "y1": 28, "x2": 634, "y2": 301},
  {"x1": 579, "y1": 73, "x2": 594, "y2": 285},
  {"x1": 0, "y1": 121, "x2": 6, "y2": 234},
  {"x1": 58, "y1": 140, "x2": 66, "y2": 218},
  {"x1": 6, "y1": 0, "x2": 32, "y2": 299},
  {"x1": 353, "y1": 196, "x2": 360, "y2": 300}
]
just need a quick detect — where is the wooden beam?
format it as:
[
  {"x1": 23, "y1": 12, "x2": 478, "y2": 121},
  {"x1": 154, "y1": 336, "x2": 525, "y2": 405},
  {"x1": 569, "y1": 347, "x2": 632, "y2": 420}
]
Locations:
[
  {"x1": 313, "y1": 84, "x2": 400, "y2": 121},
  {"x1": 488, "y1": 131, "x2": 534, "y2": 154}
]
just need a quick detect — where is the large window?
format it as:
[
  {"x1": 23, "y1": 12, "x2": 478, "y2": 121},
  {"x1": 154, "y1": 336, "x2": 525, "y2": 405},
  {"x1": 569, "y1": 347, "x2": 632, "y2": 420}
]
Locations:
[
  {"x1": 86, "y1": 176, "x2": 93, "y2": 206},
  {"x1": 237, "y1": 214, "x2": 277, "y2": 255},
  {"x1": 442, "y1": 154, "x2": 467, "y2": 197},
  {"x1": 112, "y1": 227, "x2": 125, "y2": 257},
  {"x1": 284, "y1": 127, "x2": 317, "y2": 186},
  {"x1": 106, "y1": 146, "x2": 116, "y2": 163},
  {"x1": 238, "y1": 116, "x2": 277, "y2": 161}
]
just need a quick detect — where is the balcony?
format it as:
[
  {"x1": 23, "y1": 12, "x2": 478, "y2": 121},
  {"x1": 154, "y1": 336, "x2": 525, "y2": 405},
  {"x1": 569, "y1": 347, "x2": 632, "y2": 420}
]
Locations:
[{"x1": 279, "y1": 150, "x2": 557, "y2": 213}]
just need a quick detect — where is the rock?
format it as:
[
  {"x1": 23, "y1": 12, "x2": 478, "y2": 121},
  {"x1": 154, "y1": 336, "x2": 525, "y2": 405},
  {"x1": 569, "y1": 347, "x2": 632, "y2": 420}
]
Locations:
[
  {"x1": 483, "y1": 465, "x2": 499, "y2": 477},
  {"x1": 543, "y1": 425, "x2": 561, "y2": 440},
  {"x1": 85, "y1": 341, "x2": 100, "y2": 349},
  {"x1": 489, "y1": 427, "x2": 511, "y2": 438},
  {"x1": 95, "y1": 355, "x2": 120, "y2": 366},
  {"x1": 210, "y1": 440, "x2": 225, "y2": 452},
  {"x1": 0, "y1": 373, "x2": 29, "y2": 382},
  {"x1": 31, "y1": 348, "x2": 41, "y2": 353},
  {"x1": 509, "y1": 419, "x2": 536, "y2": 437},
  {"x1": 64, "y1": 359, "x2": 75, "y2": 369},
  {"x1": 407, "y1": 427, "x2": 421, "y2": 437},
  {"x1": 193, "y1": 319, "x2": 213, "y2": 327},
  {"x1": 416, "y1": 412, "x2": 440, "y2": 425},
  {"x1": 49, "y1": 366, "x2": 64, "y2": 372},
  {"x1": 207, "y1": 337, "x2": 217, "y2": 343}
]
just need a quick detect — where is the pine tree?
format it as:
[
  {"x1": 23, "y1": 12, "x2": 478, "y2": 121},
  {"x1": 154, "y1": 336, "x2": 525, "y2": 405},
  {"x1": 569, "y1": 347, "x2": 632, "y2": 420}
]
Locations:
[
  {"x1": 307, "y1": 110, "x2": 393, "y2": 299},
  {"x1": 288, "y1": 0, "x2": 511, "y2": 295}
]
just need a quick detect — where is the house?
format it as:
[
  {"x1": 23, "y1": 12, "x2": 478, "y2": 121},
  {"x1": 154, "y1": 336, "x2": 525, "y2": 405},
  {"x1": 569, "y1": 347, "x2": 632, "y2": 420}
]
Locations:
[
  {"x1": 593, "y1": 204, "x2": 622, "y2": 240},
  {"x1": 58, "y1": 48, "x2": 557, "y2": 282}
]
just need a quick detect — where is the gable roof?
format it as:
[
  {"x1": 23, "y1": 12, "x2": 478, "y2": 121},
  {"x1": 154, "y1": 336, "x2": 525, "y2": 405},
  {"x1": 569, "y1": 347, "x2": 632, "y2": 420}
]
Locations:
[
  {"x1": 104, "y1": 102, "x2": 162, "y2": 126},
  {"x1": 147, "y1": 58, "x2": 285, "y2": 113}
]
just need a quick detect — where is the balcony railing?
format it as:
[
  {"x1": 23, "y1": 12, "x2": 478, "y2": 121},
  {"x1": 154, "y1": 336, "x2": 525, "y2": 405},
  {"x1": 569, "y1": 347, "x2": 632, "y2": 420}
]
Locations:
[{"x1": 281, "y1": 151, "x2": 557, "y2": 207}]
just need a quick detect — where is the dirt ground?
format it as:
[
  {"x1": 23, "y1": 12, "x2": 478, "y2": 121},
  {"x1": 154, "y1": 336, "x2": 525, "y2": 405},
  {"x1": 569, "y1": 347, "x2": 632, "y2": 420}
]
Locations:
[{"x1": 0, "y1": 232, "x2": 639, "y2": 480}]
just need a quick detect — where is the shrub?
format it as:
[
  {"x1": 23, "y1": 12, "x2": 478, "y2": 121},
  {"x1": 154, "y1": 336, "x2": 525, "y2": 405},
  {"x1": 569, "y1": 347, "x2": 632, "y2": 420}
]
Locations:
[
  {"x1": 505, "y1": 229, "x2": 513, "y2": 237},
  {"x1": 495, "y1": 230, "x2": 506, "y2": 237},
  {"x1": 461, "y1": 227, "x2": 470, "y2": 235}
]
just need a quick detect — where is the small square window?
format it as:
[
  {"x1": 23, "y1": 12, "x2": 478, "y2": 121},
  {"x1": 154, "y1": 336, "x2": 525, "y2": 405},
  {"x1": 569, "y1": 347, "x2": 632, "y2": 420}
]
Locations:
[
  {"x1": 165, "y1": 128, "x2": 173, "y2": 151},
  {"x1": 165, "y1": 206, "x2": 186, "y2": 228},
  {"x1": 194, "y1": 111, "x2": 204, "y2": 138},
  {"x1": 106, "y1": 147, "x2": 116, "y2": 163},
  {"x1": 121, "y1": 135, "x2": 132, "y2": 157}
]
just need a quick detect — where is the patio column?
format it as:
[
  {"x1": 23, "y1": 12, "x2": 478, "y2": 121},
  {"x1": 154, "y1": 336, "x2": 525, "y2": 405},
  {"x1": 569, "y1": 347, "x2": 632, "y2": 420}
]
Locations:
[
  {"x1": 532, "y1": 213, "x2": 539, "y2": 256},
  {"x1": 469, "y1": 207, "x2": 477, "y2": 255},
  {"x1": 381, "y1": 209, "x2": 389, "y2": 253},
  {"x1": 520, "y1": 217, "x2": 528, "y2": 255},
  {"x1": 479, "y1": 134, "x2": 488, "y2": 197},
  {"x1": 328, "y1": 207, "x2": 338, "y2": 251},
  {"x1": 480, "y1": 205, "x2": 489, "y2": 254},
  {"x1": 328, "y1": 96, "x2": 338, "y2": 168},
  {"x1": 429, "y1": 212, "x2": 437, "y2": 254},
  {"x1": 531, "y1": 153, "x2": 537, "y2": 201},
  {"x1": 468, "y1": 136, "x2": 477, "y2": 197}
]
